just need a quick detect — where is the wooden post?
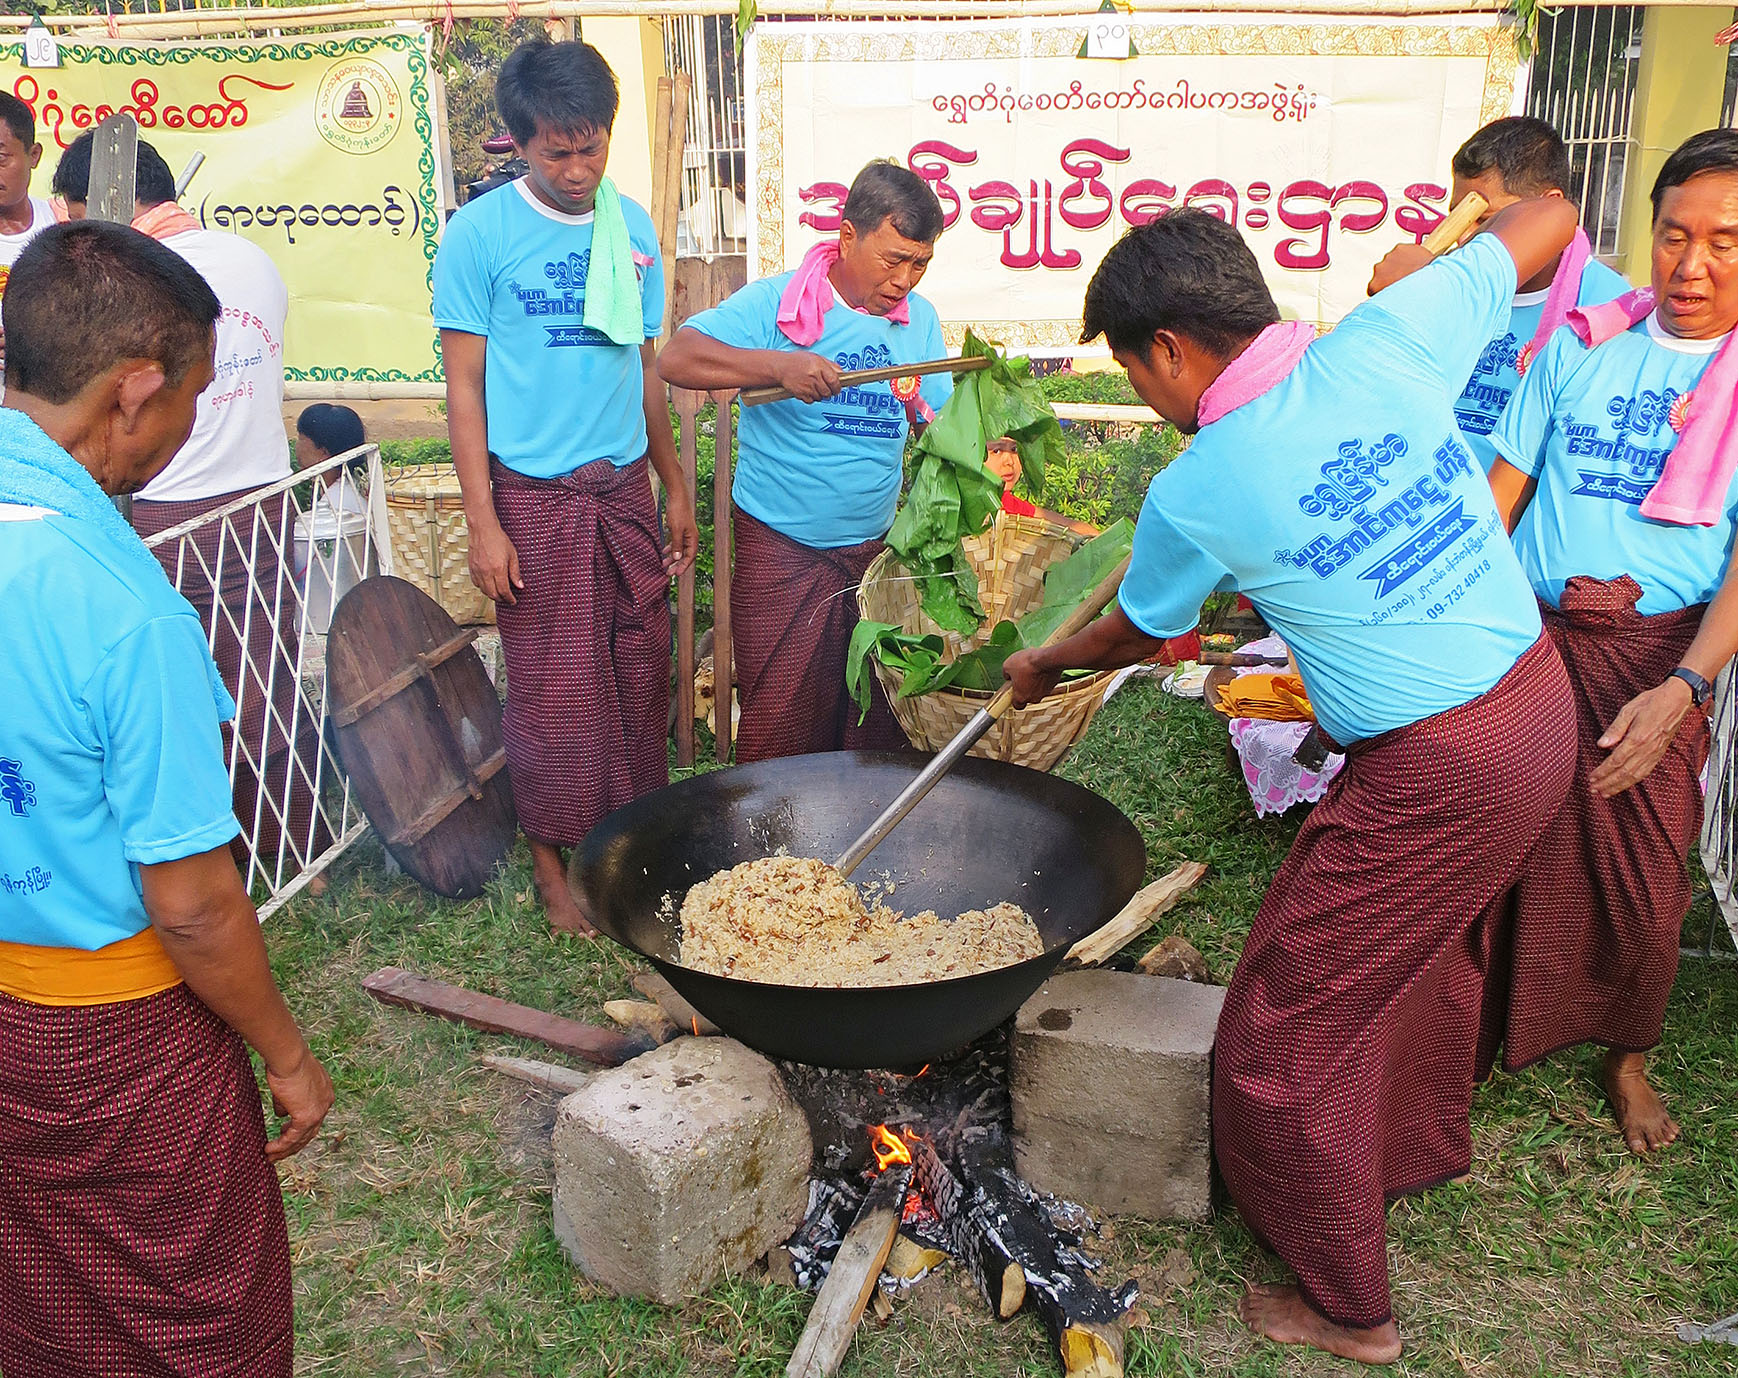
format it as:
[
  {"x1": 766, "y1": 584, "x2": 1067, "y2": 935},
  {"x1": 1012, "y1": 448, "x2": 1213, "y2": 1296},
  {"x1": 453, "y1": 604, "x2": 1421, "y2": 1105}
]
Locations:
[
  {"x1": 673, "y1": 387, "x2": 703, "y2": 768},
  {"x1": 712, "y1": 392, "x2": 736, "y2": 763},
  {"x1": 660, "y1": 71, "x2": 691, "y2": 346}
]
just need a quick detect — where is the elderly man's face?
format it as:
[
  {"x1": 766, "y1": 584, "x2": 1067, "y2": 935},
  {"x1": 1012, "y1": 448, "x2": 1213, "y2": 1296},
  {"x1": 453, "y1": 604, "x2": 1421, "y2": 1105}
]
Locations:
[
  {"x1": 836, "y1": 215, "x2": 935, "y2": 317},
  {"x1": 109, "y1": 329, "x2": 215, "y2": 493},
  {"x1": 1651, "y1": 171, "x2": 1738, "y2": 341}
]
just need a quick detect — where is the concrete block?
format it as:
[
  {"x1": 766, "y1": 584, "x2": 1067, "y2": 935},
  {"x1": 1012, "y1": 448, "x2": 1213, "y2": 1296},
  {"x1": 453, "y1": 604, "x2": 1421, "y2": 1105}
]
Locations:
[
  {"x1": 552, "y1": 1036, "x2": 812, "y2": 1302},
  {"x1": 1010, "y1": 970, "x2": 1225, "y2": 1223}
]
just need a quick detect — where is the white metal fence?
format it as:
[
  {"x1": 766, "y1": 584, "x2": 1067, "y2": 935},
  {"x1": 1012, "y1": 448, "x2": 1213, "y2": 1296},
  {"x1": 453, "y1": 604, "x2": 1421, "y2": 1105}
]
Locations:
[
  {"x1": 140, "y1": 446, "x2": 392, "y2": 917},
  {"x1": 1525, "y1": 4, "x2": 1645, "y2": 258},
  {"x1": 1696, "y1": 665, "x2": 1738, "y2": 956},
  {"x1": 663, "y1": 12, "x2": 747, "y2": 256}
]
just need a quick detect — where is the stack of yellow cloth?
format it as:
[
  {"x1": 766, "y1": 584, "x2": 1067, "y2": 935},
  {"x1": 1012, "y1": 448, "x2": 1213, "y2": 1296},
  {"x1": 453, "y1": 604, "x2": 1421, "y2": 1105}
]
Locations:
[{"x1": 1215, "y1": 672, "x2": 1315, "y2": 722}]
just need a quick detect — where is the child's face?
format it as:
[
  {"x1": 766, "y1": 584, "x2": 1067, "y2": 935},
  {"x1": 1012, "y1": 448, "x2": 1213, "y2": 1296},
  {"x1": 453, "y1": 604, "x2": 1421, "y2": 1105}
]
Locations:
[
  {"x1": 0, "y1": 128, "x2": 41, "y2": 214},
  {"x1": 985, "y1": 443, "x2": 1020, "y2": 487},
  {"x1": 294, "y1": 433, "x2": 326, "y2": 469}
]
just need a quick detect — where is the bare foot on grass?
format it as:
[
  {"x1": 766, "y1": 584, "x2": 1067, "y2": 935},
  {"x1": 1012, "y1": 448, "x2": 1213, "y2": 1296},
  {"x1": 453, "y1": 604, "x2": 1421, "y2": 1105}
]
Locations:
[
  {"x1": 1604, "y1": 1049, "x2": 1679, "y2": 1153},
  {"x1": 530, "y1": 840, "x2": 596, "y2": 938},
  {"x1": 1239, "y1": 1284, "x2": 1402, "y2": 1365},
  {"x1": 306, "y1": 872, "x2": 329, "y2": 899}
]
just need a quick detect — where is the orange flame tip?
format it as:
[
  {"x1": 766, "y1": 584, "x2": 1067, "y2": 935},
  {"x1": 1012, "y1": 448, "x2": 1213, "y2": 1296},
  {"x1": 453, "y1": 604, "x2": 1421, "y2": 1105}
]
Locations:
[{"x1": 870, "y1": 1124, "x2": 913, "y2": 1172}]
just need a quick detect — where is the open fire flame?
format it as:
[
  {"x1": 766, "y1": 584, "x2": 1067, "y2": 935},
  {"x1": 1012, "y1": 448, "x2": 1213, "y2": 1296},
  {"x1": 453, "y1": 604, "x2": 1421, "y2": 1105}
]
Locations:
[{"x1": 870, "y1": 1123, "x2": 913, "y2": 1172}]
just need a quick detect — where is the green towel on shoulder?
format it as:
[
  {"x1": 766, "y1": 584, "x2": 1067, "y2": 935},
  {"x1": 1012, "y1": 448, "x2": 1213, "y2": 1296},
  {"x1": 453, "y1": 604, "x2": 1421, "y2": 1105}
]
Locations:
[{"x1": 583, "y1": 177, "x2": 647, "y2": 348}]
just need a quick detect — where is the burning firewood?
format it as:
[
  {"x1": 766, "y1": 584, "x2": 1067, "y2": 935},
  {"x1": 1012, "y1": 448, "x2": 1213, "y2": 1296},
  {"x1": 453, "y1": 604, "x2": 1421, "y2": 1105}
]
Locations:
[
  {"x1": 913, "y1": 1134, "x2": 1137, "y2": 1378},
  {"x1": 785, "y1": 1138, "x2": 915, "y2": 1378},
  {"x1": 600, "y1": 999, "x2": 681, "y2": 1044}
]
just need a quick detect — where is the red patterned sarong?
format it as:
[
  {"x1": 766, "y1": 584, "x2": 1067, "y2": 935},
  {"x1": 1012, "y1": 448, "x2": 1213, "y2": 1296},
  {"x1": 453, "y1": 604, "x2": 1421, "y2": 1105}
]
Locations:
[
  {"x1": 0, "y1": 984, "x2": 292, "y2": 1377},
  {"x1": 1479, "y1": 576, "x2": 1707, "y2": 1074},
  {"x1": 491, "y1": 456, "x2": 671, "y2": 846},
  {"x1": 1213, "y1": 635, "x2": 1576, "y2": 1330},
  {"x1": 730, "y1": 510, "x2": 907, "y2": 763},
  {"x1": 133, "y1": 486, "x2": 332, "y2": 883}
]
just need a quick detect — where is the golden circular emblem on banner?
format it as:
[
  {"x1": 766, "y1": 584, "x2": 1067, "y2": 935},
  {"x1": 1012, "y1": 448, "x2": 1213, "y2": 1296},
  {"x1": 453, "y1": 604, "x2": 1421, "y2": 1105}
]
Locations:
[{"x1": 314, "y1": 56, "x2": 403, "y2": 155}]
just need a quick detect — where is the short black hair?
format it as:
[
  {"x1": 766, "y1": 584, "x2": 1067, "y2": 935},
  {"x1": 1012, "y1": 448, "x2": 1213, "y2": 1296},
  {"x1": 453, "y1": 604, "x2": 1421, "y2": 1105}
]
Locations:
[
  {"x1": 0, "y1": 91, "x2": 33, "y2": 150},
  {"x1": 4, "y1": 220, "x2": 219, "y2": 404},
  {"x1": 1080, "y1": 208, "x2": 1279, "y2": 360},
  {"x1": 1451, "y1": 116, "x2": 1571, "y2": 198},
  {"x1": 51, "y1": 130, "x2": 177, "y2": 207},
  {"x1": 840, "y1": 160, "x2": 945, "y2": 244},
  {"x1": 496, "y1": 39, "x2": 619, "y2": 146},
  {"x1": 1651, "y1": 128, "x2": 1738, "y2": 221},
  {"x1": 297, "y1": 402, "x2": 366, "y2": 457}
]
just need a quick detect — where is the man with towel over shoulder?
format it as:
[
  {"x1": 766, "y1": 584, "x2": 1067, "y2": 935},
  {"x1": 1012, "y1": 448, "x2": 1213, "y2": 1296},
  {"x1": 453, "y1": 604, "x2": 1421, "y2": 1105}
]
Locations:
[
  {"x1": 1476, "y1": 128, "x2": 1738, "y2": 1155},
  {"x1": 657, "y1": 161, "x2": 952, "y2": 761},
  {"x1": 0, "y1": 220, "x2": 331, "y2": 1378},
  {"x1": 1438, "y1": 116, "x2": 1631, "y2": 467},
  {"x1": 1004, "y1": 197, "x2": 1581, "y2": 1363},
  {"x1": 434, "y1": 38, "x2": 697, "y2": 936}
]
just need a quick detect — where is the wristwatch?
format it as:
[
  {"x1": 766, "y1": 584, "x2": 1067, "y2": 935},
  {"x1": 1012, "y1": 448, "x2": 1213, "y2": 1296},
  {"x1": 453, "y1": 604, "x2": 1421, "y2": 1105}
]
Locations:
[{"x1": 1669, "y1": 666, "x2": 1714, "y2": 706}]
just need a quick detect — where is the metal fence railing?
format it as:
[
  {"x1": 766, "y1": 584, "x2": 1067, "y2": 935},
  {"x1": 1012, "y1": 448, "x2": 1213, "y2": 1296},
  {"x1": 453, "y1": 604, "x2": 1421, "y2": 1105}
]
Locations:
[
  {"x1": 663, "y1": 13, "x2": 747, "y2": 257},
  {"x1": 1695, "y1": 663, "x2": 1738, "y2": 958},
  {"x1": 1526, "y1": 4, "x2": 1645, "y2": 258},
  {"x1": 140, "y1": 446, "x2": 392, "y2": 917}
]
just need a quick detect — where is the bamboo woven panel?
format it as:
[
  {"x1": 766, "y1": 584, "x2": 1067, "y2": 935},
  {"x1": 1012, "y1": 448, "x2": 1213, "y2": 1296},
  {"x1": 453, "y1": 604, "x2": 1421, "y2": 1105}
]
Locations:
[
  {"x1": 858, "y1": 512, "x2": 1115, "y2": 771},
  {"x1": 382, "y1": 464, "x2": 496, "y2": 627}
]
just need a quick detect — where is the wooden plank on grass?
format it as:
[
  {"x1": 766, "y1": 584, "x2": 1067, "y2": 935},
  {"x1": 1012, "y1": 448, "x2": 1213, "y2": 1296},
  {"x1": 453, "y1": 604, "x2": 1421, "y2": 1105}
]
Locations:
[{"x1": 363, "y1": 967, "x2": 652, "y2": 1066}]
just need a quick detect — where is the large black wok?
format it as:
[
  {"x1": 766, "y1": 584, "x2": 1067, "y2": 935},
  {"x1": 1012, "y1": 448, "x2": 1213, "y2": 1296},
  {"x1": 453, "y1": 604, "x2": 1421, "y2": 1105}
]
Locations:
[{"x1": 574, "y1": 751, "x2": 1146, "y2": 1068}]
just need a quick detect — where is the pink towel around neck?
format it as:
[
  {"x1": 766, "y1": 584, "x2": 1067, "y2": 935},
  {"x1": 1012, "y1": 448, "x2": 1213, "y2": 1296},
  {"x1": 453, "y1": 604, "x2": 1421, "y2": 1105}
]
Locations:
[
  {"x1": 775, "y1": 240, "x2": 909, "y2": 346},
  {"x1": 1519, "y1": 226, "x2": 1592, "y2": 373},
  {"x1": 1194, "y1": 319, "x2": 1318, "y2": 428},
  {"x1": 1566, "y1": 286, "x2": 1738, "y2": 527}
]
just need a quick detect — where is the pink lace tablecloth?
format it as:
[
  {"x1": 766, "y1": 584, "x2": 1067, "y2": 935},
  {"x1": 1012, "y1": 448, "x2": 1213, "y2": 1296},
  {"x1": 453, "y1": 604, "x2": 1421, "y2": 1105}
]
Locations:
[{"x1": 1223, "y1": 634, "x2": 1345, "y2": 817}]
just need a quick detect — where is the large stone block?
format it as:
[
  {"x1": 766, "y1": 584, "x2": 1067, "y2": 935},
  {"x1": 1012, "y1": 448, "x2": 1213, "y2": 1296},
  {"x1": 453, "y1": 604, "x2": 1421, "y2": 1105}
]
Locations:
[
  {"x1": 552, "y1": 1036, "x2": 812, "y2": 1302},
  {"x1": 1010, "y1": 970, "x2": 1224, "y2": 1222}
]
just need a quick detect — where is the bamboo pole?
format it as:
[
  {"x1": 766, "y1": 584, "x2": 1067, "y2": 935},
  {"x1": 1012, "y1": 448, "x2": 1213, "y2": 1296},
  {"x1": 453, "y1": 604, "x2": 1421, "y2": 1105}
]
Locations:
[
  {"x1": 711, "y1": 391, "x2": 735, "y2": 764},
  {"x1": 2, "y1": 0, "x2": 1591, "y2": 41}
]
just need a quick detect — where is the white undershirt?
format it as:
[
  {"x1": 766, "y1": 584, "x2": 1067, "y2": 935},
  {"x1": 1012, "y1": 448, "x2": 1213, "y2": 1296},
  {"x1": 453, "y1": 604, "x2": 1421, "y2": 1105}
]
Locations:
[
  {"x1": 1511, "y1": 286, "x2": 1551, "y2": 309},
  {"x1": 1645, "y1": 313, "x2": 1731, "y2": 355},
  {"x1": 0, "y1": 502, "x2": 49, "y2": 520}
]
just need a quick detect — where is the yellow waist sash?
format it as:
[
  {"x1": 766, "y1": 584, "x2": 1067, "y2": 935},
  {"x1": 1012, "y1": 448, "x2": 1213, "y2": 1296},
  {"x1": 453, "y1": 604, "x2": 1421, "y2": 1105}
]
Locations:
[{"x1": 0, "y1": 927, "x2": 183, "y2": 1006}]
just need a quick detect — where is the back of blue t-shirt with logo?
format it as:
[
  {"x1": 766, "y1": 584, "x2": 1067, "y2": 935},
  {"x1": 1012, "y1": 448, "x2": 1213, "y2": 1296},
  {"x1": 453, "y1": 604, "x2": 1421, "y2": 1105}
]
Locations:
[
  {"x1": 1454, "y1": 256, "x2": 1629, "y2": 469},
  {"x1": 432, "y1": 179, "x2": 663, "y2": 478},
  {"x1": 686, "y1": 273, "x2": 951, "y2": 549},
  {"x1": 1118, "y1": 233, "x2": 1544, "y2": 745},
  {"x1": 1493, "y1": 315, "x2": 1731, "y2": 615}
]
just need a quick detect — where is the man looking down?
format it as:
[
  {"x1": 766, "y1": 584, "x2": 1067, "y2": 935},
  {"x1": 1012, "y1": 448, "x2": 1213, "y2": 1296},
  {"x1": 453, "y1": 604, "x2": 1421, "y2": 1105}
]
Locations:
[
  {"x1": 434, "y1": 39, "x2": 697, "y2": 935},
  {"x1": 0, "y1": 220, "x2": 332, "y2": 1378},
  {"x1": 1003, "y1": 197, "x2": 1580, "y2": 1363},
  {"x1": 658, "y1": 161, "x2": 952, "y2": 761},
  {"x1": 1478, "y1": 128, "x2": 1738, "y2": 1154}
]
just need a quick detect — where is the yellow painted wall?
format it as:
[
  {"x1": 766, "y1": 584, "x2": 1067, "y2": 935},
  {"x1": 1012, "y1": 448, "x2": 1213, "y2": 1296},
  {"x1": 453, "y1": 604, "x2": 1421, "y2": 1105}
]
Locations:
[
  {"x1": 580, "y1": 15, "x2": 664, "y2": 215},
  {"x1": 1617, "y1": 5, "x2": 1736, "y2": 280}
]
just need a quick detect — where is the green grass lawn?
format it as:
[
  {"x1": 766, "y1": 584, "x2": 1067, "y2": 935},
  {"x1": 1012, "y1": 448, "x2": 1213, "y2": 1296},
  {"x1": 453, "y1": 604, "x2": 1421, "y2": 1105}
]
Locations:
[{"x1": 269, "y1": 679, "x2": 1738, "y2": 1377}]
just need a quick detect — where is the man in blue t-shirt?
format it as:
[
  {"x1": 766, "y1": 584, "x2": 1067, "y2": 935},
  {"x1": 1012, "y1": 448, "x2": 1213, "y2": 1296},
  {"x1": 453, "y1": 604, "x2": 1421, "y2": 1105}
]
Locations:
[
  {"x1": 0, "y1": 221, "x2": 331, "y2": 1378},
  {"x1": 658, "y1": 162, "x2": 952, "y2": 762},
  {"x1": 1004, "y1": 198, "x2": 1581, "y2": 1364},
  {"x1": 1477, "y1": 129, "x2": 1738, "y2": 1159},
  {"x1": 1440, "y1": 117, "x2": 1630, "y2": 467},
  {"x1": 433, "y1": 40, "x2": 697, "y2": 935}
]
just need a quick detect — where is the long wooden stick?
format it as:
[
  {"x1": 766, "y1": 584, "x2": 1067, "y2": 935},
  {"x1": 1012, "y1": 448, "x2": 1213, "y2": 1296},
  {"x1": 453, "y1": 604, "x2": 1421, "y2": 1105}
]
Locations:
[
  {"x1": 673, "y1": 387, "x2": 703, "y2": 767},
  {"x1": 1064, "y1": 860, "x2": 1208, "y2": 967},
  {"x1": 362, "y1": 968, "x2": 653, "y2": 1066},
  {"x1": 786, "y1": 1162, "x2": 913, "y2": 1378},
  {"x1": 741, "y1": 354, "x2": 990, "y2": 408}
]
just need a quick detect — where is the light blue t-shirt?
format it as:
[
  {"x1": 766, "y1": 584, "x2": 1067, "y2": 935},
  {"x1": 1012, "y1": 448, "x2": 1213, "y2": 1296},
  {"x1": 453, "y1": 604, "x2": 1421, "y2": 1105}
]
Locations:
[
  {"x1": 432, "y1": 179, "x2": 662, "y2": 478},
  {"x1": 1493, "y1": 314, "x2": 1732, "y2": 616},
  {"x1": 0, "y1": 506, "x2": 240, "y2": 951},
  {"x1": 686, "y1": 273, "x2": 951, "y2": 549},
  {"x1": 1454, "y1": 257, "x2": 1630, "y2": 469},
  {"x1": 1119, "y1": 234, "x2": 1543, "y2": 746}
]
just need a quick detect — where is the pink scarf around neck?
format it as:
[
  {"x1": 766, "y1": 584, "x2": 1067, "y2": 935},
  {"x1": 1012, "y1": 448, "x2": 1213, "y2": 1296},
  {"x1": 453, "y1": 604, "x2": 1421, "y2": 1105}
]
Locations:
[
  {"x1": 1567, "y1": 287, "x2": 1738, "y2": 527},
  {"x1": 1195, "y1": 319, "x2": 1317, "y2": 428},
  {"x1": 1518, "y1": 226, "x2": 1591, "y2": 373},
  {"x1": 776, "y1": 240, "x2": 910, "y2": 346}
]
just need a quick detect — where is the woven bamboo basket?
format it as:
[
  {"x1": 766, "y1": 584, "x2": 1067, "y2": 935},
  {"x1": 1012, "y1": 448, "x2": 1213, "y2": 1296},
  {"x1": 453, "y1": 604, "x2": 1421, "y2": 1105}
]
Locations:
[
  {"x1": 857, "y1": 512, "x2": 1117, "y2": 771},
  {"x1": 382, "y1": 463, "x2": 496, "y2": 626}
]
